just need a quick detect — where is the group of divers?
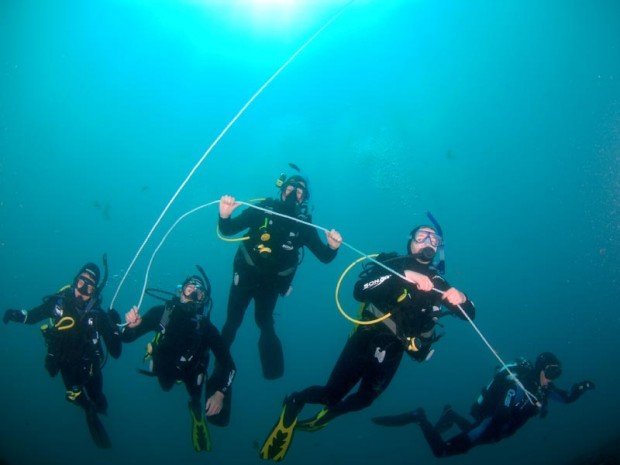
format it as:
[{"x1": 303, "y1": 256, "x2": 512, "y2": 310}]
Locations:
[{"x1": 4, "y1": 166, "x2": 595, "y2": 460}]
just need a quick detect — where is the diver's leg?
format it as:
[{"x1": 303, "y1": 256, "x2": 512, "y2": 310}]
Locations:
[
  {"x1": 156, "y1": 365, "x2": 177, "y2": 392},
  {"x1": 293, "y1": 330, "x2": 371, "y2": 431},
  {"x1": 452, "y1": 413, "x2": 474, "y2": 432},
  {"x1": 62, "y1": 365, "x2": 111, "y2": 449},
  {"x1": 415, "y1": 409, "x2": 477, "y2": 458},
  {"x1": 220, "y1": 269, "x2": 253, "y2": 348},
  {"x1": 254, "y1": 287, "x2": 282, "y2": 380},
  {"x1": 330, "y1": 334, "x2": 404, "y2": 417},
  {"x1": 294, "y1": 328, "x2": 369, "y2": 406},
  {"x1": 84, "y1": 366, "x2": 108, "y2": 415},
  {"x1": 61, "y1": 364, "x2": 90, "y2": 410},
  {"x1": 415, "y1": 410, "x2": 452, "y2": 457},
  {"x1": 259, "y1": 333, "x2": 367, "y2": 461},
  {"x1": 184, "y1": 364, "x2": 206, "y2": 413}
]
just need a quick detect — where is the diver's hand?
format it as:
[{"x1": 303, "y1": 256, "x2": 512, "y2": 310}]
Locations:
[
  {"x1": 205, "y1": 390, "x2": 225, "y2": 416},
  {"x1": 3, "y1": 309, "x2": 25, "y2": 324},
  {"x1": 442, "y1": 287, "x2": 466, "y2": 306},
  {"x1": 125, "y1": 306, "x2": 142, "y2": 328},
  {"x1": 404, "y1": 271, "x2": 433, "y2": 292},
  {"x1": 219, "y1": 195, "x2": 241, "y2": 219},
  {"x1": 326, "y1": 229, "x2": 342, "y2": 250},
  {"x1": 574, "y1": 380, "x2": 596, "y2": 392}
]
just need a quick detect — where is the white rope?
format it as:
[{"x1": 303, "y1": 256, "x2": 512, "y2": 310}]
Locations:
[
  {"x1": 135, "y1": 201, "x2": 219, "y2": 310},
  {"x1": 108, "y1": 0, "x2": 537, "y2": 404},
  {"x1": 109, "y1": 1, "x2": 356, "y2": 310},
  {"x1": 126, "y1": 198, "x2": 538, "y2": 405},
  {"x1": 239, "y1": 201, "x2": 540, "y2": 405}
]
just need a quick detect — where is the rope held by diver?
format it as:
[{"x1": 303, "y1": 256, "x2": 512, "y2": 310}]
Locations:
[
  {"x1": 109, "y1": 2, "x2": 355, "y2": 310},
  {"x1": 237, "y1": 201, "x2": 539, "y2": 405},
  {"x1": 132, "y1": 198, "x2": 538, "y2": 406}
]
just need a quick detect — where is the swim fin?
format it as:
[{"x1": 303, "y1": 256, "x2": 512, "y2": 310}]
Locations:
[
  {"x1": 260, "y1": 397, "x2": 301, "y2": 461},
  {"x1": 189, "y1": 402, "x2": 212, "y2": 452},
  {"x1": 295, "y1": 407, "x2": 331, "y2": 432},
  {"x1": 85, "y1": 410, "x2": 112, "y2": 449},
  {"x1": 371, "y1": 409, "x2": 425, "y2": 427}
]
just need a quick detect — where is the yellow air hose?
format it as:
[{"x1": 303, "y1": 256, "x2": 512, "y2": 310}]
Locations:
[
  {"x1": 216, "y1": 198, "x2": 265, "y2": 242},
  {"x1": 335, "y1": 254, "x2": 392, "y2": 326},
  {"x1": 54, "y1": 316, "x2": 76, "y2": 331}
]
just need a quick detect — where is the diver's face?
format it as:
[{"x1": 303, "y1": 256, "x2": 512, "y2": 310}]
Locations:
[
  {"x1": 409, "y1": 227, "x2": 439, "y2": 255},
  {"x1": 74, "y1": 273, "x2": 96, "y2": 301},
  {"x1": 540, "y1": 364, "x2": 561, "y2": 385},
  {"x1": 281, "y1": 183, "x2": 306, "y2": 203},
  {"x1": 180, "y1": 283, "x2": 205, "y2": 304}
]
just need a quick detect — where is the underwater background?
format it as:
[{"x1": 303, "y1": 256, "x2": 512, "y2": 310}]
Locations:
[{"x1": 1, "y1": 0, "x2": 618, "y2": 464}]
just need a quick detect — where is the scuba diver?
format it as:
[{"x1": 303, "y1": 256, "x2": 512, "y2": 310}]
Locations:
[
  {"x1": 3, "y1": 259, "x2": 122, "y2": 449},
  {"x1": 260, "y1": 219, "x2": 475, "y2": 461},
  {"x1": 372, "y1": 352, "x2": 596, "y2": 457},
  {"x1": 121, "y1": 266, "x2": 236, "y2": 453},
  {"x1": 218, "y1": 164, "x2": 342, "y2": 380}
]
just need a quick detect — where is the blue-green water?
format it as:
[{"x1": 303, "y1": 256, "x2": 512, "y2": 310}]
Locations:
[{"x1": 1, "y1": 1, "x2": 618, "y2": 464}]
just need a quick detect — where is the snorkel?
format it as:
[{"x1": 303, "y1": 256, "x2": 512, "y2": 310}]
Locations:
[
  {"x1": 194, "y1": 263, "x2": 213, "y2": 313},
  {"x1": 99, "y1": 254, "x2": 109, "y2": 297},
  {"x1": 425, "y1": 211, "x2": 445, "y2": 275}
]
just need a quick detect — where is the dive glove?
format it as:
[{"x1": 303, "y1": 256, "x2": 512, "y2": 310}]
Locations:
[{"x1": 3, "y1": 309, "x2": 25, "y2": 324}]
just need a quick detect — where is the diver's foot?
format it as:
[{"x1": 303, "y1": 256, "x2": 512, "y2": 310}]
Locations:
[
  {"x1": 435, "y1": 405, "x2": 454, "y2": 433},
  {"x1": 296, "y1": 407, "x2": 331, "y2": 432}
]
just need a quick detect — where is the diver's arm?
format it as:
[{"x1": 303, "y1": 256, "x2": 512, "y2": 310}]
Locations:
[
  {"x1": 304, "y1": 227, "x2": 338, "y2": 263},
  {"x1": 547, "y1": 381, "x2": 595, "y2": 404},
  {"x1": 14, "y1": 299, "x2": 56, "y2": 325},
  {"x1": 353, "y1": 262, "x2": 404, "y2": 304},
  {"x1": 100, "y1": 308, "x2": 122, "y2": 358},
  {"x1": 205, "y1": 322, "x2": 236, "y2": 395},
  {"x1": 218, "y1": 200, "x2": 262, "y2": 236},
  {"x1": 120, "y1": 306, "x2": 164, "y2": 342}
]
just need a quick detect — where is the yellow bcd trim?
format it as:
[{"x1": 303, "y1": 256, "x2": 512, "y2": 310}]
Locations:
[
  {"x1": 216, "y1": 225, "x2": 249, "y2": 242},
  {"x1": 66, "y1": 389, "x2": 82, "y2": 401},
  {"x1": 406, "y1": 337, "x2": 420, "y2": 352},
  {"x1": 216, "y1": 198, "x2": 266, "y2": 243},
  {"x1": 257, "y1": 244, "x2": 272, "y2": 254}
]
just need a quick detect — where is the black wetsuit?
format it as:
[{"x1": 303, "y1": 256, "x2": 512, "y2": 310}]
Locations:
[
  {"x1": 416, "y1": 359, "x2": 594, "y2": 457},
  {"x1": 218, "y1": 198, "x2": 337, "y2": 379},
  {"x1": 121, "y1": 298, "x2": 236, "y2": 418},
  {"x1": 12, "y1": 287, "x2": 121, "y2": 414},
  {"x1": 289, "y1": 253, "x2": 475, "y2": 422}
]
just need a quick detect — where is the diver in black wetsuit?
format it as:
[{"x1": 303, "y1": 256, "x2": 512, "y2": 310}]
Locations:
[
  {"x1": 121, "y1": 269, "x2": 236, "y2": 452},
  {"x1": 3, "y1": 261, "x2": 122, "y2": 449},
  {"x1": 259, "y1": 221, "x2": 474, "y2": 461},
  {"x1": 372, "y1": 352, "x2": 596, "y2": 457},
  {"x1": 218, "y1": 168, "x2": 342, "y2": 380}
]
